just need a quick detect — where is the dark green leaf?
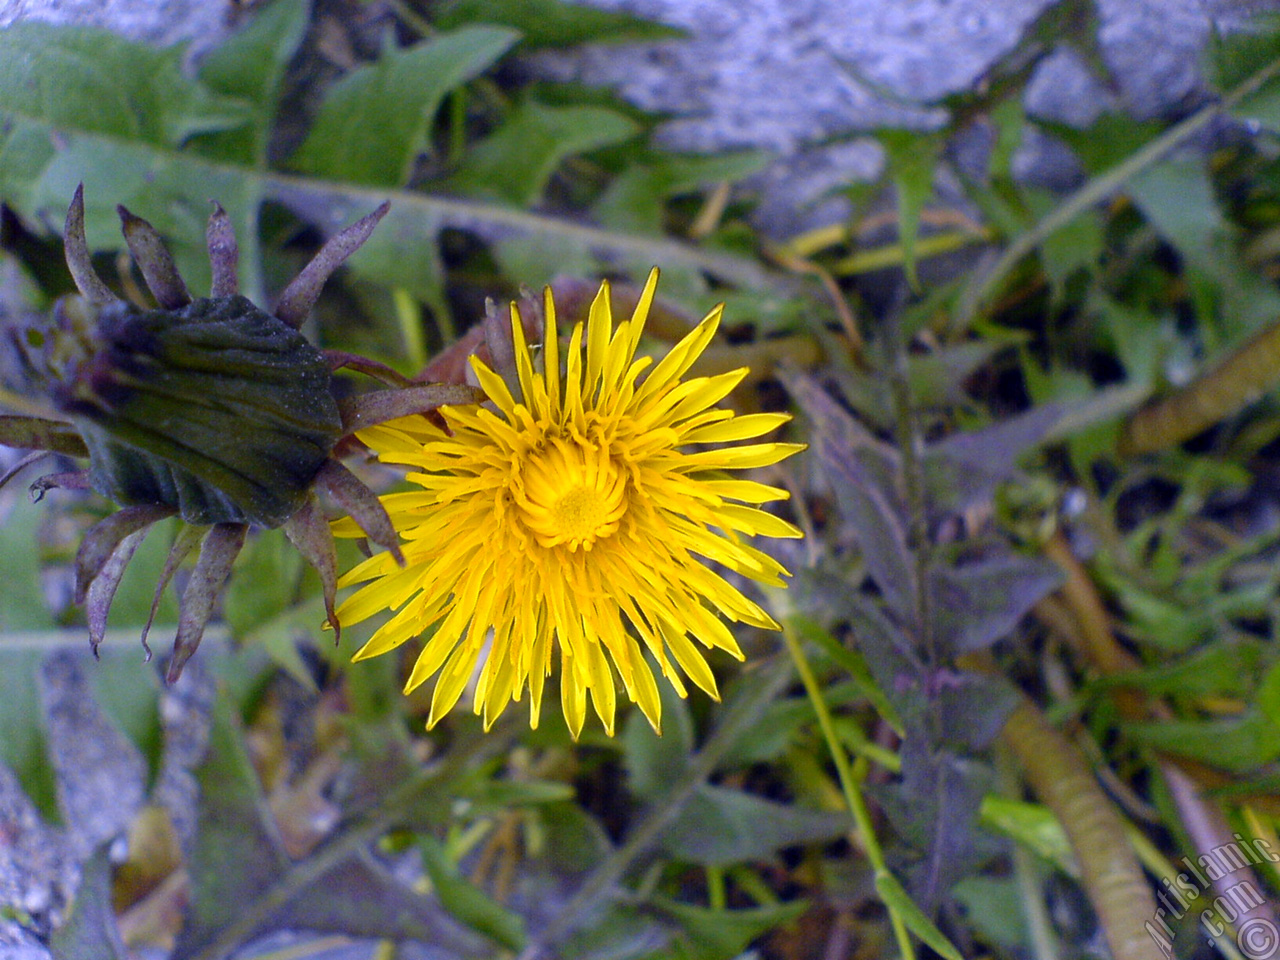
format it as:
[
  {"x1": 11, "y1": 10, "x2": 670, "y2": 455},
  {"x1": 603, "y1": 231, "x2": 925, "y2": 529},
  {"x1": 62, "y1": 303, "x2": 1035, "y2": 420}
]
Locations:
[
  {"x1": 652, "y1": 896, "x2": 808, "y2": 960},
  {"x1": 623, "y1": 674, "x2": 694, "y2": 801},
  {"x1": 193, "y1": 0, "x2": 310, "y2": 165},
  {"x1": 445, "y1": 101, "x2": 639, "y2": 206},
  {"x1": 435, "y1": 0, "x2": 683, "y2": 48},
  {"x1": 660, "y1": 786, "x2": 849, "y2": 867},
  {"x1": 291, "y1": 27, "x2": 519, "y2": 187},
  {"x1": 1208, "y1": 14, "x2": 1280, "y2": 90}
]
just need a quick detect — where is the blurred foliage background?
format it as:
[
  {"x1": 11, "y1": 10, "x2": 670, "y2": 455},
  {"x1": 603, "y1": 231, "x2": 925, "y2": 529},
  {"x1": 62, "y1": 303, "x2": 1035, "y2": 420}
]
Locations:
[{"x1": 2, "y1": 1, "x2": 1280, "y2": 958}]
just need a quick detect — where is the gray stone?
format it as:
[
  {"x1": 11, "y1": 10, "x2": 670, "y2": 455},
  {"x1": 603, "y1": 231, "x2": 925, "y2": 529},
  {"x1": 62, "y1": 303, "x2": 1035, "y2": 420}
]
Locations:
[
  {"x1": 0, "y1": 0, "x2": 232, "y2": 61},
  {"x1": 38, "y1": 652, "x2": 147, "y2": 860}
]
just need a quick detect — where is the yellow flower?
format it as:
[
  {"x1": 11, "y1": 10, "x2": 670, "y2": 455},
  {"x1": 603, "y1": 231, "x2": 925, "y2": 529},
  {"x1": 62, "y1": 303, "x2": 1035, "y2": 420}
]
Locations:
[{"x1": 334, "y1": 270, "x2": 804, "y2": 737}]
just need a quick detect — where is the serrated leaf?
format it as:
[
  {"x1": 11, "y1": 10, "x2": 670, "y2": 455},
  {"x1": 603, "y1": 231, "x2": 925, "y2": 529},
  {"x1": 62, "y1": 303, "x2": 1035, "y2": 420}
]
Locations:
[
  {"x1": 880, "y1": 129, "x2": 942, "y2": 290},
  {"x1": 923, "y1": 404, "x2": 1061, "y2": 515},
  {"x1": 435, "y1": 0, "x2": 683, "y2": 48},
  {"x1": 446, "y1": 101, "x2": 639, "y2": 206},
  {"x1": 48, "y1": 845, "x2": 129, "y2": 960},
  {"x1": 1129, "y1": 158, "x2": 1280, "y2": 336},
  {"x1": 653, "y1": 896, "x2": 808, "y2": 960},
  {"x1": 291, "y1": 26, "x2": 519, "y2": 187},
  {"x1": 781, "y1": 368, "x2": 917, "y2": 622},
  {"x1": 659, "y1": 785, "x2": 849, "y2": 867},
  {"x1": 928, "y1": 550, "x2": 1061, "y2": 653}
]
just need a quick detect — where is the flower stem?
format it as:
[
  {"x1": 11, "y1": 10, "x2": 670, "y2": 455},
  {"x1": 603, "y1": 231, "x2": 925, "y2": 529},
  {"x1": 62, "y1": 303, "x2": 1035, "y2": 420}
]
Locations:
[{"x1": 777, "y1": 612, "x2": 917, "y2": 960}]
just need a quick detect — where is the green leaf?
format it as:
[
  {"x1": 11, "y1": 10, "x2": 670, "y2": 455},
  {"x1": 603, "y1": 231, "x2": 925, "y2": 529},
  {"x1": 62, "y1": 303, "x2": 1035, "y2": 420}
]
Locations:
[
  {"x1": 48, "y1": 846, "x2": 129, "y2": 960},
  {"x1": 652, "y1": 896, "x2": 808, "y2": 960},
  {"x1": 623, "y1": 674, "x2": 694, "y2": 801},
  {"x1": 789, "y1": 616, "x2": 902, "y2": 735},
  {"x1": 0, "y1": 502, "x2": 56, "y2": 631},
  {"x1": 419, "y1": 835, "x2": 527, "y2": 949},
  {"x1": 193, "y1": 0, "x2": 310, "y2": 165},
  {"x1": 176, "y1": 688, "x2": 291, "y2": 957},
  {"x1": 223, "y1": 528, "x2": 304, "y2": 637},
  {"x1": 0, "y1": 22, "x2": 250, "y2": 147},
  {"x1": 1124, "y1": 709, "x2": 1280, "y2": 773},
  {"x1": 879, "y1": 129, "x2": 942, "y2": 290},
  {"x1": 435, "y1": 0, "x2": 683, "y2": 48},
  {"x1": 0, "y1": 649, "x2": 60, "y2": 821},
  {"x1": 1129, "y1": 158, "x2": 1280, "y2": 338},
  {"x1": 291, "y1": 27, "x2": 519, "y2": 187},
  {"x1": 594, "y1": 150, "x2": 771, "y2": 235},
  {"x1": 1208, "y1": 14, "x2": 1280, "y2": 90},
  {"x1": 86, "y1": 656, "x2": 164, "y2": 790},
  {"x1": 445, "y1": 101, "x2": 639, "y2": 206},
  {"x1": 874, "y1": 869, "x2": 964, "y2": 960},
  {"x1": 979, "y1": 795, "x2": 1078, "y2": 877},
  {"x1": 659, "y1": 785, "x2": 850, "y2": 867}
]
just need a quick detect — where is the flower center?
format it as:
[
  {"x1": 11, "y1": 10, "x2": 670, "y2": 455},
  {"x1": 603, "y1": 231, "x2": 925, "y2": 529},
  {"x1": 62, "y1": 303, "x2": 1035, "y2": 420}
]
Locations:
[{"x1": 516, "y1": 438, "x2": 627, "y2": 551}]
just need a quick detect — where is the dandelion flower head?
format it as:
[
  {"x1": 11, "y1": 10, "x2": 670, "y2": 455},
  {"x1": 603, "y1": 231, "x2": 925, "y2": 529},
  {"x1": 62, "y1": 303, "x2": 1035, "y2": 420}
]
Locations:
[{"x1": 334, "y1": 269, "x2": 804, "y2": 737}]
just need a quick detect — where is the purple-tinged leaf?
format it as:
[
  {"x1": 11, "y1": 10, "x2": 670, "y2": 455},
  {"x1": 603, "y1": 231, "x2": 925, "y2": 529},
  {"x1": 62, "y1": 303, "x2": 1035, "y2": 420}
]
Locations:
[
  {"x1": 273, "y1": 202, "x2": 390, "y2": 328},
  {"x1": 29, "y1": 470, "x2": 93, "y2": 501},
  {"x1": 167, "y1": 522, "x2": 247, "y2": 683},
  {"x1": 86, "y1": 526, "x2": 149, "y2": 655},
  {"x1": 484, "y1": 296, "x2": 520, "y2": 397},
  {"x1": 780, "y1": 368, "x2": 918, "y2": 623},
  {"x1": 206, "y1": 202, "x2": 239, "y2": 298},
  {"x1": 928, "y1": 549, "x2": 1062, "y2": 654},
  {"x1": 923, "y1": 405, "x2": 1061, "y2": 515},
  {"x1": 0, "y1": 450, "x2": 50, "y2": 493},
  {"x1": 74, "y1": 504, "x2": 174, "y2": 605},
  {"x1": 324, "y1": 349, "x2": 415, "y2": 387},
  {"x1": 63, "y1": 185, "x2": 117, "y2": 306},
  {"x1": 338, "y1": 384, "x2": 482, "y2": 433},
  {"x1": 282, "y1": 493, "x2": 340, "y2": 641},
  {"x1": 141, "y1": 523, "x2": 206, "y2": 661},
  {"x1": 117, "y1": 206, "x2": 191, "y2": 309},
  {"x1": 0, "y1": 414, "x2": 91, "y2": 457},
  {"x1": 314, "y1": 459, "x2": 404, "y2": 565}
]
